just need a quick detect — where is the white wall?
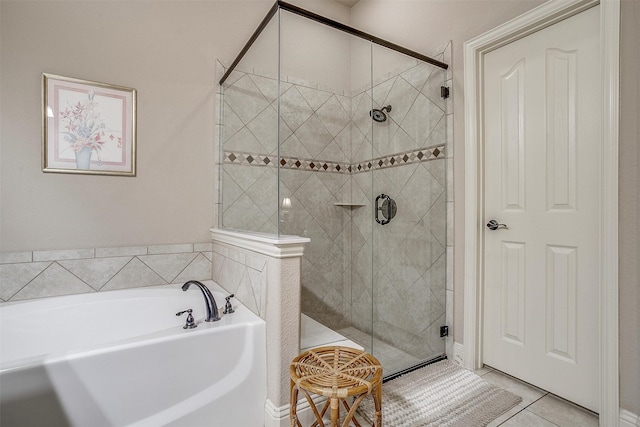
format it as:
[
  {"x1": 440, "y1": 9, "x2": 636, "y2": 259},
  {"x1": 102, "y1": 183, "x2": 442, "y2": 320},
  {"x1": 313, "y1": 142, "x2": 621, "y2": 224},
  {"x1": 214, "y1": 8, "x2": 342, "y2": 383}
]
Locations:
[
  {"x1": 1, "y1": 1, "x2": 267, "y2": 252},
  {"x1": 0, "y1": 0, "x2": 350, "y2": 253}
]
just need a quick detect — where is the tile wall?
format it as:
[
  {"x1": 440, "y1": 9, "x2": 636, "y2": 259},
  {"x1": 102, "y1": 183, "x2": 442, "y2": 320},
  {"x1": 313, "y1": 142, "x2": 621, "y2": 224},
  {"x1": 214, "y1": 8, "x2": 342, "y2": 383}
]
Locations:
[
  {"x1": 221, "y1": 69, "x2": 352, "y2": 328},
  {"x1": 211, "y1": 241, "x2": 267, "y2": 318},
  {"x1": 0, "y1": 244, "x2": 212, "y2": 302}
]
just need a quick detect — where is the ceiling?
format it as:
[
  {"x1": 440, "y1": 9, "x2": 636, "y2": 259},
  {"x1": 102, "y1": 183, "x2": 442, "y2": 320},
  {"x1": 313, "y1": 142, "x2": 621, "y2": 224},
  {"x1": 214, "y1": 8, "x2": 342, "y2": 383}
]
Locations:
[{"x1": 334, "y1": 0, "x2": 361, "y2": 8}]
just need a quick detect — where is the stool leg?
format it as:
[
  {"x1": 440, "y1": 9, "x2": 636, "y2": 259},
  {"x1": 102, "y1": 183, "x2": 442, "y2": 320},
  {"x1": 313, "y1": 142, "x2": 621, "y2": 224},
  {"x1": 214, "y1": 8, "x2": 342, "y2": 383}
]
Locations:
[
  {"x1": 330, "y1": 397, "x2": 339, "y2": 427},
  {"x1": 290, "y1": 380, "x2": 301, "y2": 427},
  {"x1": 373, "y1": 384, "x2": 382, "y2": 427},
  {"x1": 342, "y1": 394, "x2": 366, "y2": 427},
  {"x1": 303, "y1": 389, "x2": 326, "y2": 427}
]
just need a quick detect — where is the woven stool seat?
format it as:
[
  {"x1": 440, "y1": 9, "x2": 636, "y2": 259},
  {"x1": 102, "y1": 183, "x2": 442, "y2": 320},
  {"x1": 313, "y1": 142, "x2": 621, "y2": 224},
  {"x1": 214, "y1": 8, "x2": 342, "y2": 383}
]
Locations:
[{"x1": 290, "y1": 346, "x2": 382, "y2": 427}]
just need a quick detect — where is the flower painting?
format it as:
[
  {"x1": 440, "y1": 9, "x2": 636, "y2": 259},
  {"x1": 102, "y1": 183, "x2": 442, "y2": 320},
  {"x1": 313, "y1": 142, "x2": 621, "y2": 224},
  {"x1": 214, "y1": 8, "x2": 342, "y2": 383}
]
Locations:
[{"x1": 43, "y1": 74, "x2": 136, "y2": 176}]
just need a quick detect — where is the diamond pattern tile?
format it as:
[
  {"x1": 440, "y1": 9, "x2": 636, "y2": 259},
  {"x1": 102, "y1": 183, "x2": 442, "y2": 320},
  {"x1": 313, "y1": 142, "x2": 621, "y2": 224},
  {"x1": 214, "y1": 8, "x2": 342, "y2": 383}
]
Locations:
[
  {"x1": 402, "y1": 93, "x2": 445, "y2": 147},
  {"x1": 401, "y1": 62, "x2": 434, "y2": 92},
  {"x1": 224, "y1": 126, "x2": 267, "y2": 154},
  {"x1": 245, "y1": 168, "x2": 278, "y2": 218},
  {"x1": 102, "y1": 258, "x2": 166, "y2": 291},
  {"x1": 222, "y1": 102, "x2": 244, "y2": 143},
  {"x1": 0, "y1": 261, "x2": 52, "y2": 300},
  {"x1": 1, "y1": 245, "x2": 213, "y2": 303},
  {"x1": 316, "y1": 95, "x2": 350, "y2": 137},
  {"x1": 223, "y1": 74, "x2": 270, "y2": 124},
  {"x1": 249, "y1": 74, "x2": 282, "y2": 104},
  {"x1": 13, "y1": 263, "x2": 95, "y2": 300},
  {"x1": 225, "y1": 162, "x2": 264, "y2": 191},
  {"x1": 295, "y1": 115, "x2": 333, "y2": 159},
  {"x1": 138, "y1": 253, "x2": 198, "y2": 283},
  {"x1": 421, "y1": 67, "x2": 447, "y2": 113},
  {"x1": 382, "y1": 76, "x2": 419, "y2": 126},
  {"x1": 401, "y1": 163, "x2": 444, "y2": 217},
  {"x1": 297, "y1": 85, "x2": 333, "y2": 111},
  {"x1": 279, "y1": 86, "x2": 314, "y2": 131},
  {"x1": 352, "y1": 91, "x2": 373, "y2": 136},
  {"x1": 174, "y1": 253, "x2": 213, "y2": 284},
  {"x1": 234, "y1": 269, "x2": 259, "y2": 315},
  {"x1": 223, "y1": 192, "x2": 271, "y2": 231},
  {"x1": 246, "y1": 106, "x2": 283, "y2": 154},
  {"x1": 60, "y1": 257, "x2": 131, "y2": 290},
  {"x1": 371, "y1": 78, "x2": 395, "y2": 107}
]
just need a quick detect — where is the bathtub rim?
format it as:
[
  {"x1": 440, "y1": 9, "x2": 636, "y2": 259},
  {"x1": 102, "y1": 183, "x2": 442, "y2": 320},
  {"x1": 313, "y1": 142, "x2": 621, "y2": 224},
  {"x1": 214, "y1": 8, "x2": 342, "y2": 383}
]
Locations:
[{"x1": 0, "y1": 281, "x2": 265, "y2": 372}]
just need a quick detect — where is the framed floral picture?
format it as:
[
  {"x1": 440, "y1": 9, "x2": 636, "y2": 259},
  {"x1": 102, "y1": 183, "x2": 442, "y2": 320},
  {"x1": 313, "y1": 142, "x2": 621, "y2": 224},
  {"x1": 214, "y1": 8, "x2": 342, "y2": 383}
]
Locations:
[{"x1": 42, "y1": 73, "x2": 136, "y2": 176}]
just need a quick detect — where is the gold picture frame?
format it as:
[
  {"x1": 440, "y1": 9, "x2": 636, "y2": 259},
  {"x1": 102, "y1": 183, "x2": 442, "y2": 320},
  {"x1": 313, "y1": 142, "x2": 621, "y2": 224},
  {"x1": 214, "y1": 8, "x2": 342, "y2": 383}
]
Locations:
[{"x1": 42, "y1": 73, "x2": 136, "y2": 176}]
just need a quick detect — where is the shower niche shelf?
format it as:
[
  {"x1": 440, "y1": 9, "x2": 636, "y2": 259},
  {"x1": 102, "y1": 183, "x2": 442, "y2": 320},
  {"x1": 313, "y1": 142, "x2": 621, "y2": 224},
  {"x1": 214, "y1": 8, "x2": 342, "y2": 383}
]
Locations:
[{"x1": 334, "y1": 202, "x2": 367, "y2": 208}]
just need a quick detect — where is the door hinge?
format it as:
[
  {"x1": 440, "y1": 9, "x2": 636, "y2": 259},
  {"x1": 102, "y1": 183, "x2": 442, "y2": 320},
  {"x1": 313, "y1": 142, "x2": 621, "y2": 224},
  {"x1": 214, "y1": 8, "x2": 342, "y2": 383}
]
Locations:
[
  {"x1": 440, "y1": 325, "x2": 449, "y2": 337},
  {"x1": 440, "y1": 86, "x2": 450, "y2": 99}
]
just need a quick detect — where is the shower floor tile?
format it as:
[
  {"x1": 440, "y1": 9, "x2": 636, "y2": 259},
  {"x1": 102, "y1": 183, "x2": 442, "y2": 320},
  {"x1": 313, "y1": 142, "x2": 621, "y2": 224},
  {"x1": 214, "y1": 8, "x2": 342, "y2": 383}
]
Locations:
[
  {"x1": 335, "y1": 327, "x2": 370, "y2": 344},
  {"x1": 335, "y1": 326, "x2": 423, "y2": 376}
]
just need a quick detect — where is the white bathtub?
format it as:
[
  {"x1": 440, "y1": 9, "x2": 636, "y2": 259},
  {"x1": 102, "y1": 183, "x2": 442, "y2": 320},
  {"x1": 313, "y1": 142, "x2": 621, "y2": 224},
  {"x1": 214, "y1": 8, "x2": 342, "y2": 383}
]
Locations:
[{"x1": 0, "y1": 281, "x2": 266, "y2": 427}]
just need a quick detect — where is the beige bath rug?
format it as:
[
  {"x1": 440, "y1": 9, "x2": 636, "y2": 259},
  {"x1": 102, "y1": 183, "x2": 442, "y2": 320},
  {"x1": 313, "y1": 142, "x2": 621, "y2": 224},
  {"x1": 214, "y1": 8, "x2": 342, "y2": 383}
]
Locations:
[{"x1": 358, "y1": 360, "x2": 521, "y2": 427}]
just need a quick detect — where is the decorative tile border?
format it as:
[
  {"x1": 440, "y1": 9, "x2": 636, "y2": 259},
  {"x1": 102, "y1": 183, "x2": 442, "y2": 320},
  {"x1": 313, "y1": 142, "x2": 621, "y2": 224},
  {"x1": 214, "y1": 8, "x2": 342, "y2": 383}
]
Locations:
[
  {"x1": 0, "y1": 243, "x2": 213, "y2": 302},
  {"x1": 225, "y1": 151, "x2": 349, "y2": 173},
  {"x1": 279, "y1": 157, "x2": 349, "y2": 173},
  {"x1": 223, "y1": 144, "x2": 445, "y2": 174},
  {"x1": 351, "y1": 145, "x2": 445, "y2": 174}
]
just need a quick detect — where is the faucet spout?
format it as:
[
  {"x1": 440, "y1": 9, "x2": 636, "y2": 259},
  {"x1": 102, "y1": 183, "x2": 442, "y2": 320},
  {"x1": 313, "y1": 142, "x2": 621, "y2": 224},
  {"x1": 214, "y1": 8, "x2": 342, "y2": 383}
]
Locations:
[{"x1": 182, "y1": 280, "x2": 220, "y2": 322}]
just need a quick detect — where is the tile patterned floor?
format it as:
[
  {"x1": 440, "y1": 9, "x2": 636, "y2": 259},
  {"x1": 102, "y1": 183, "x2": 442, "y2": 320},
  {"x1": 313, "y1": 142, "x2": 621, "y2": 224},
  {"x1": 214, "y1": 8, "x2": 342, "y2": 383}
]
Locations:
[
  {"x1": 330, "y1": 326, "x2": 599, "y2": 426},
  {"x1": 478, "y1": 366, "x2": 599, "y2": 427}
]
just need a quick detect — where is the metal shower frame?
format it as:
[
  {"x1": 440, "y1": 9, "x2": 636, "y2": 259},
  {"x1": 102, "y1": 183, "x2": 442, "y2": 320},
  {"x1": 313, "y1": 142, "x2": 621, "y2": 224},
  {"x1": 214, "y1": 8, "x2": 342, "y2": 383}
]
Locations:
[{"x1": 219, "y1": 0, "x2": 449, "y2": 85}]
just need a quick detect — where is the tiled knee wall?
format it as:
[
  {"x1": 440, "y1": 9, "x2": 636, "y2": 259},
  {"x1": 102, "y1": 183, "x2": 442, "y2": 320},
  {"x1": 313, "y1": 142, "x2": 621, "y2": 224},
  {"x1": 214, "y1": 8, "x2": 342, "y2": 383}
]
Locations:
[
  {"x1": 0, "y1": 243, "x2": 213, "y2": 302},
  {"x1": 211, "y1": 241, "x2": 268, "y2": 319}
]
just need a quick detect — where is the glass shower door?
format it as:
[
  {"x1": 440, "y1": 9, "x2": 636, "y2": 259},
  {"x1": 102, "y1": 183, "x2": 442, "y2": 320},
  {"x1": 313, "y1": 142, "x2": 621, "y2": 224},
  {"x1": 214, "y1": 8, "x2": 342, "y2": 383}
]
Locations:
[{"x1": 370, "y1": 45, "x2": 448, "y2": 375}]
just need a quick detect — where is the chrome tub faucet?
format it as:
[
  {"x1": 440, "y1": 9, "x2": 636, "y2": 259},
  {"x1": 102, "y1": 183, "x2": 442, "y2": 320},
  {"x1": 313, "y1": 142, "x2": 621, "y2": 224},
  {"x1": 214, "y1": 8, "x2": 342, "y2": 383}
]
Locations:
[{"x1": 182, "y1": 280, "x2": 220, "y2": 322}]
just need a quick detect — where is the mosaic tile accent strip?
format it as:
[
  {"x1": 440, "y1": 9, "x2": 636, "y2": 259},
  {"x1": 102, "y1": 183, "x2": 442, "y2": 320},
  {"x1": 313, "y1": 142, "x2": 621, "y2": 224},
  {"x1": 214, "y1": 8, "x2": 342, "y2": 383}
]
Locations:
[
  {"x1": 226, "y1": 151, "x2": 350, "y2": 173},
  {"x1": 351, "y1": 145, "x2": 445, "y2": 174},
  {"x1": 279, "y1": 157, "x2": 348, "y2": 173},
  {"x1": 223, "y1": 145, "x2": 445, "y2": 174}
]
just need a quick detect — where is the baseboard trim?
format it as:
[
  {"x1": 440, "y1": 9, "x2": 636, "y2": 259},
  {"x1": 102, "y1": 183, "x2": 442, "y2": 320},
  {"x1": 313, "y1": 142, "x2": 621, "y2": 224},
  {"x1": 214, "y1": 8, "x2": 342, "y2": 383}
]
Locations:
[
  {"x1": 453, "y1": 342, "x2": 464, "y2": 365},
  {"x1": 620, "y1": 409, "x2": 640, "y2": 427}
]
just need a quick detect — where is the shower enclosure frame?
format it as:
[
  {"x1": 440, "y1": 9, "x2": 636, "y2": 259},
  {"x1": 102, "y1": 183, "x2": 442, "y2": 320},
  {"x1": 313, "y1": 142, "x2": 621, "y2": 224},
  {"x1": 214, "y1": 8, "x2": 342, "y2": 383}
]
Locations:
[
  {"x1": 218, "y1": 0, "x2": 451, "y2": 378},
  {"x1": 219, "y1": 0, "x2": 448, "y2": 86}
]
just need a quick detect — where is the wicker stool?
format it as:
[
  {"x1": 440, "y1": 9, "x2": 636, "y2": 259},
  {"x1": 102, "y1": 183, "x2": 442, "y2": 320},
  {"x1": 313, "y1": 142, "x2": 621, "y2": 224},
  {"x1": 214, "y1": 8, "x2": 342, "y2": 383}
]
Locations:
[{"x1": 290, "y1": 346, "x2": 383, "y2": 427}]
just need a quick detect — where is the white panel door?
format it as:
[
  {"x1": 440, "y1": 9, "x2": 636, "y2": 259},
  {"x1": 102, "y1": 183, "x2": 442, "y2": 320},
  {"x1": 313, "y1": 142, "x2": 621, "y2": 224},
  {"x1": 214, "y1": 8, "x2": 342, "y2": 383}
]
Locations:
[{"x1": 482, "y1": 6, "x2": 601, "y2": 412}]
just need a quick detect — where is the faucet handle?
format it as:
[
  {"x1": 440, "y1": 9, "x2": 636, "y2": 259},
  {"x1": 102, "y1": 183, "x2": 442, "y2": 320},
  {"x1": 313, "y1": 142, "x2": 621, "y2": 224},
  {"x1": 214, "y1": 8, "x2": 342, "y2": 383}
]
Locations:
[
  {"x1": 176, "y1": 309, "x2": 197, "y2": 329},
  {"x1": 224, "y1": 294, "x2": 235, "y2": 314}
]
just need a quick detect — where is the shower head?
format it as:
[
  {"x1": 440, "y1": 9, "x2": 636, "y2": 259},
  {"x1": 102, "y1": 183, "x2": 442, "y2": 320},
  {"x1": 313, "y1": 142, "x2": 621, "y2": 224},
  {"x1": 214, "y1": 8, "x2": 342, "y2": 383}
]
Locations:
[{"x1": 370, "y1": 105, "x2": 392, "y2": 123}]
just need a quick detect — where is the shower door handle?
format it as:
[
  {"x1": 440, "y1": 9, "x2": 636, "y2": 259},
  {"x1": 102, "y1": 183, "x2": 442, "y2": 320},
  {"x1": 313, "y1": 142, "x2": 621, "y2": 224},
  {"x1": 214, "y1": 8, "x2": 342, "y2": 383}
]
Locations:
[
  {"x1": 375, "y1": 194, "x2": 390, "y2": 225},
  {"x1": 375, "y1": 194, "x2": 397, "y2": 225}
]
